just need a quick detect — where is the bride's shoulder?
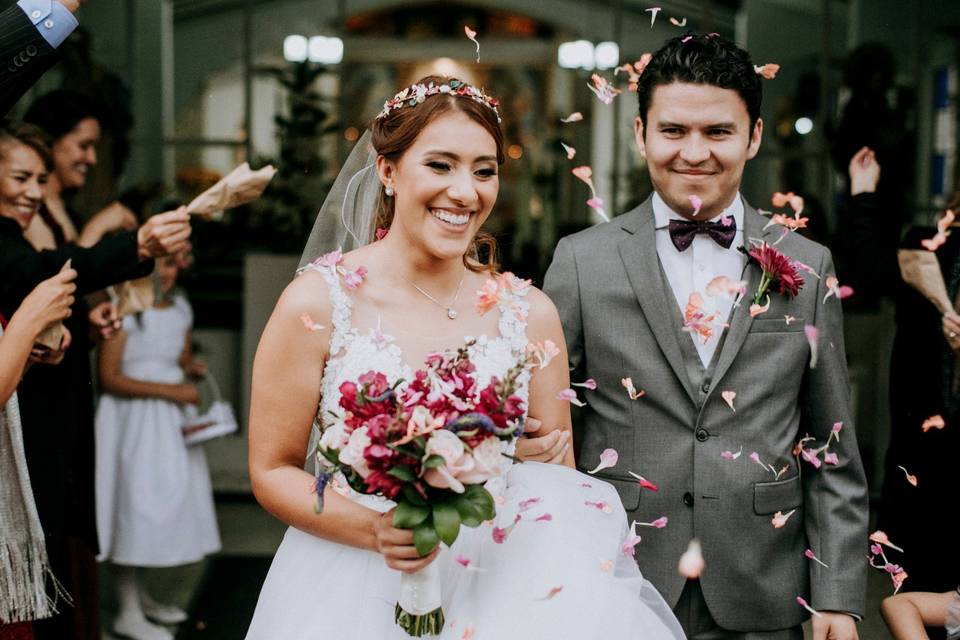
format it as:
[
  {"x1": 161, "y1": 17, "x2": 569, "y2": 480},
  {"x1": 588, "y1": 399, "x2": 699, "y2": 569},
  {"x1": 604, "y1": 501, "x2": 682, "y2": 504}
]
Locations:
[
  {"x1": 276, "y1": 269, "x2": 335, "y2": 330},
  {"x1": 523, "y1": 285, "x2": 562, "y2": 331}
]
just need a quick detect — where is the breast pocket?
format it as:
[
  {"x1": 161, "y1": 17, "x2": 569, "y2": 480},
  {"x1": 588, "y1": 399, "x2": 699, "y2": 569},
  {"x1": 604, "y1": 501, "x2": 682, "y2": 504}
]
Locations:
[{"x1": 753, "y1": 474, "x2": 803, "y2": 515}]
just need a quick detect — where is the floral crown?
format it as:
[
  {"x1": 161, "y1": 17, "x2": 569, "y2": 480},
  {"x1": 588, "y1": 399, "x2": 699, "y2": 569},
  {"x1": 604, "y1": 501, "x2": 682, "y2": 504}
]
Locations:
[{"x1": 376, "y1": 79, "x2": 501, "y2": 122}]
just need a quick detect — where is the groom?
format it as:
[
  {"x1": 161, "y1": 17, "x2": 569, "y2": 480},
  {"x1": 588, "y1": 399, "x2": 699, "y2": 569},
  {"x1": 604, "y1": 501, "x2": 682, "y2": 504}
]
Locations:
[{"x1": 539, "y1": 34, "x2": 868, "y2": 638}]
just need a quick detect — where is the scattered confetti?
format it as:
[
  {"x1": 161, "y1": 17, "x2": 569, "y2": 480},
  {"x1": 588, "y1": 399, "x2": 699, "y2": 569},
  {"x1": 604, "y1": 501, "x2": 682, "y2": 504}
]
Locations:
[
  {"x1": 921, "y1": 415, "x2": 945, "y2": 432},
  {"x1": 796, "y1": 596, "x2": 822, "y2": 618},
  {"x1": 560, "y1": 112, "x2": 583, "y2": 123},
  {"x1": 557, "y1": 388, "x2": 586, "y2": 407},
  {"x1": 587, "y1": 73, "x2": 623, "y2": 104},
  {"x1": 464, "y1": 26, "x2": 480, "y2": 63},
  {"x1": 772, "y1": 509, "x2": 797, "y2": 528},
  {"x1": 587, "y1": 448, "x2": 618, "y2": 474},
  {"x1": 804, "y1": 325, "x2": 819, "y2": 369},
  {"x1": 721, "y1": 390, "x2": 736, "y2": 411},
  {"x1": 805, "y1": 549, "x2": 830, "y2": 568},
  {"x1": 921, "y1": 209, "x2": 955, "y2": 251},
  {"x1": 621, "y1": 377, "x2": 646, "y2": 400},
  {"x1": 688, "y1": 194, "x2": 703, "y2": 216},
  {"x1": 678, "y1": 539, "x2": 704, "y2": 578},
  {"x1": 669, "y1": 16, "x2": 687, "y2": 26},
  {"x1": 721, "y1": 446, "x2": 743, "y2": 460},
  {"x1": 897, "y1": 465, "x2": 918, "y2": 487},
  {"x1": 561, "y1": 142, "x2": 576, "y2": 160},
  {"x1": 645, "y1": 6, "x2": 662, "y2": 27},
  {"x1": 299, "y1": 312, "x2": 324, "y2": 332},
  {"x1": 823, "y1": 276, "x2": 854, "y2": 303},
  {"x1": 628, "y1": 470, "x2": 659, "y2": 491}
]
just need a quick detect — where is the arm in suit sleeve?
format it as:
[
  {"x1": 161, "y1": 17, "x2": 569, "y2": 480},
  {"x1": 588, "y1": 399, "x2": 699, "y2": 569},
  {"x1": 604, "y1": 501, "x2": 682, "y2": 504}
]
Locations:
[
  {"x1": 799, "y1": 248, "x2": 870, "y2": 617},
  {"x1": 0, "y1": 230, "x2": 153, "y2": 313},
  {"x1": 543, "y1": 236, "x2": 585, "y2": 376},
  {"x1": 0, "y1": 3, "x2": 60, "y2": 116}
]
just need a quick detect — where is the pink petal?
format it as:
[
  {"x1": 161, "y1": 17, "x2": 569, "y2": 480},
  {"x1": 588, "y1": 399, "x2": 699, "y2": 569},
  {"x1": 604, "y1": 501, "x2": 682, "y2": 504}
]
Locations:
[
  {"x1": 772, "y1": 509, "x2": 797, "y2": 528},
  {"x1": 621, "y1": 534, "x2": 643, "y2": 556},
  {"x1": 645, "y1": 6, "x2": 661, "y2": 27},
  {"x1": 560, "y1": 112, "x2": 583, "y2": 123},
  {"x1": 721, "y1": 390, "x2": 736, "y2": 411},
  {"x1": 678, "y1": 539, "x2": 705, "y2": 578},
  {"x1": 464, "y1": 26, "x2": 480, "y2": 63},
  {"x1": 669, "y1": 16, "x2": 687, "y2": 26},
  {"x1": 801, "y1": 448, "x2": 822, "y2": 469},
  {"x1": 572, "y1": 165, "x2": 593, "y2": 182},
  {"x1": 688, "y1": 194, "x2": 703, "y2": 216},
  {"x1": 651, "y1": 516, "x2": 669, "y2": 529},
  {"x1": 299, "y1": 312, "x2": 324, "y2": 332},
  {"x1": 921, "y1": 415, "x2": 945, "y2": 432},
  {"x1": 586, "y1": 197, "x2": 609, "y2": 222},
  {"x1": 456, "y1": 554, "x2": 471, "y2": 568},
  {"x1": 831, "y1": 422, "x2": 843, "y2": 433},
  {"x1": 620, "y1": 377, "x2": 646, "y2": 400},
  {"x1": 561, "y1": 142, "x2": 576, "y2": 160},
  {"x1": 518, "y1": 497, "x2": 541, "y2": 511},
  {"x1": 720, "y1": 214, "x2": 733, "y2": 227},
  {"x1": 804, "y1": 325, "x2": 819, "y2": 369},
  {"x1": 587, "y1": 448, "x2": 619, "y2": 474},
  {"x1": 492, "y1": 527, "x2": 507, "y2": 543},
  {"x1": 535, "y1": 513, "x2": 553, "y2": 522},
  {"x1": 823, "y1": 452, "x2": 839, "y2": 465},
  {"x1": 796, "y1": 595, "x2": 822, "y2": 617},
  {"x1": 628, "y1": 471, "x2": 659, "y2": 491},
  {"x1": 539, "y1": 586, "x2": 563, "y2": 600},
  {"x1": 749, "y1": 300, "x2": 770, "y2": 317}
]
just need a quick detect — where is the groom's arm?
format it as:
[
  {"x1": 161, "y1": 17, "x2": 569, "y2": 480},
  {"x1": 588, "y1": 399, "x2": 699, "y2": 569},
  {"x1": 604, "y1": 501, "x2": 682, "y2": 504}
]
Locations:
[{"x1": 798, "y1": 248, "x2": 870, "y2": 621}]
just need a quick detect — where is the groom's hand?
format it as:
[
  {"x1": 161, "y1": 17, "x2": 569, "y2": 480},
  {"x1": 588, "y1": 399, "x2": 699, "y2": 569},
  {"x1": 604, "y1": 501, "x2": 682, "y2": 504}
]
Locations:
[
  {"x1": 515, "y1": 417, "x2": 569, "y2": 464},
  {"x1": 812, "y1": 612, "x2": 858, "y2": 640}
]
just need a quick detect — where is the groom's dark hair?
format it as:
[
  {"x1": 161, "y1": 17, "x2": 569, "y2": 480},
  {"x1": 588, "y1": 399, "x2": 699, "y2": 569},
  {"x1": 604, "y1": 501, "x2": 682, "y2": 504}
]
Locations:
[{"x1": 636, "y1": 33, "x2": 762, "y2": 132}]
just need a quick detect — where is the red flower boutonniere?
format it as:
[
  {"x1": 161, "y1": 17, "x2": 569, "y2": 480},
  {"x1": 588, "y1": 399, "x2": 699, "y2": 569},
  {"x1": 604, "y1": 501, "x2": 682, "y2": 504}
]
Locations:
[{"x1": 740, "y1": 242, "x2": 804, "y2": 315}]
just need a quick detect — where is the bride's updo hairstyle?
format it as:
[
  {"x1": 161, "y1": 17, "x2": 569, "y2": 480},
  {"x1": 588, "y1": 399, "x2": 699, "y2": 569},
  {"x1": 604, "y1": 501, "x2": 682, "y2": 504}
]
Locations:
[{"x1": 370, "y1": 75, "x2": 504, "y2": 273}]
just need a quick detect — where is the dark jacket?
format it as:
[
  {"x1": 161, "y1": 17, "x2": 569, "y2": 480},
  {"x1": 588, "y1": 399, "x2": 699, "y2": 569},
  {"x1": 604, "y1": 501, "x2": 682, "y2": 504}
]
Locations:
[{"x1": 0, "y1": 3, "x2": 59, "y2": 116}]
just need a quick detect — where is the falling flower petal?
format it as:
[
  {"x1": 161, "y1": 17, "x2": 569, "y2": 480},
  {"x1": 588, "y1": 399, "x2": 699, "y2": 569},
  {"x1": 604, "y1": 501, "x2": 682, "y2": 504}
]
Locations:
[
  {"x1": 628, "y1": 470, "x2": 659, "y2": 491},
  {"x1": 706, "y1": 276, "x2": 747, "y2": 300},
  {"x1": 823, "y1": 275, "x2": 855, "y2": 303},
  {"x1": 804, "y1": 325, "x2": 819, "y2": 369},
  {"x1": 560, "y1": 112, "x2": 583, "y2": 123},
  {"x1": 587, "y1": 448, "x2": 618, "y2": 474},
  {"x1": 572, "y1": 378, "x2": 598, "y2": 390},
  {"x1": 678, "y1": 539, "x2": 705, "y2": 578},
  {"x1": 535, "y1": 513, "x2": 553, "y2": 522},
  {"x1": 621, "y1": 377, "x2": 646, "y2": 400},
  {"x1": 823, "y1": 452, "x2": 839, "y2": 465},
  {"x1": 633, "y1": 516, "x2": 669, "y2": 529},
  {"x1": 572, "y1": 165, "x2": 594, "y2": 187},
  {"x1": 749, "y1": 299, "x2": 770, "y2": 318},
  {"x1": 869, "y1": 530, "x2": 905, "y2": 553},
  {"x1": 892, "y1": 570, "x2": 908, "y2": 593},
  {"x1": 921, "y1": 415, "x2": 945, "y2": 432},
  {"x1": 299, "y1": 312, "x2": 324, "y2": 332},
  {"x1": 801, "y1": 448, "x2": 822, "y2": 469},
  {"x1": 688, "y1": 194, "x2": 703, "y2": 216},
  {"x1": 683, "y1": 292, "x2": 721, "y2": 342},
  {"x1": 681, "y1": 35, "x2": 693, "y2": 43},
  {"x1": 455, "y1": 555, "x2": 486, "y2": 571},
  {"x1": 539, "y1": 586, "x2": 564, "y2": 601},
  {"x1": 492, "y1": 527, "x2": 508, "y2": 543},
  {"x1": 621, "y1": 534, "x2": 643, "y2": 556},
  {"x1": 669, "y1": 16, "x2": 687, "y2": 26},
  {"x1": 464, "y1": 26, "x2": 481, "y2": 63},
  {"x1": 897, "y1": 465, "x2": 918, "y2": 487},
  {"x1": 561, "y1": 142, "x2": 576, "y2": 160},
  {"x1": 805, "y1": 549, "x2": 830, "y2": 568},
  {"x1": 796, "y1": 596, "x2": 822, "y2": 617},
  {"x1": 526, "y1": 340, "x2": 560, "y2": 370},
  {"x1": 645, "y1": 6, "x2": 661, "y2": 27},
  {"x1": 599, "y1": 559, "x2": 615, "y2": 571},
  {"x1": 754, "y1": 63, "x2": 781, "y2": 79},
  {"x1": 518, "y1": 497, "x2": 541, "y2": 511},
  {"x1": 461, "y1": 626, "x2": 474, "y2": 640},
  {"x1": 586, "y1": 197, "x2": 610, "y2": 222},
  {"x1": 921, "y1": 209, "x2": 955, "y2": 252},
  {"x1": 721, "y1": 446, "x2": 743, "y2": 461},
  {"x1": 775, "y1": 463, "x2": 791, "y2": 479},
  {"x1": 784, "y1": 315, "x2": 797, "y2": 325},
  {"x1": 772, "y1": 509, "x2": 797, "y2": 528},
  {"x1": 587, "y1": 73, "x2": 623, "y2": 104},
  {"x1": 721, "y1": 390, "x2": 736, "y2": 411},
  {"x1": 557, "y1": 388, "x2": 586, "y2": 407},
  {"x1": 585, "y1": 500, "x2": 614, "y2": 513}
]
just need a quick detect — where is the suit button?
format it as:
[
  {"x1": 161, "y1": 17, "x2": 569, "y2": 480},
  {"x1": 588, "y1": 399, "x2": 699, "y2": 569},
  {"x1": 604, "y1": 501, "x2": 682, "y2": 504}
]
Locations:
[
  {"x1": 26, "y1": 45, "x2": 37, "y2": 56},
  {"x1": 19, "y1": 52, "x2": 29, "y2": 63},
  {"x1": 696, "y1": 428, "x2": 709, "y2": 442},
  {"x1": 682, "y1": 492, "x2": 694, "y2": 507},
  {"x1": 700, "y1": 382, "x2": 710, "y2": 394}
]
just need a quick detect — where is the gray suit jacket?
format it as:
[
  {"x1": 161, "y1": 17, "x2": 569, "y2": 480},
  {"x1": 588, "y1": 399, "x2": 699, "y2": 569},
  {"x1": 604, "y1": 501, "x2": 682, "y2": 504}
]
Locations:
[{"x1": 543, "y1": 195, "x2": 869, "y2": 631}]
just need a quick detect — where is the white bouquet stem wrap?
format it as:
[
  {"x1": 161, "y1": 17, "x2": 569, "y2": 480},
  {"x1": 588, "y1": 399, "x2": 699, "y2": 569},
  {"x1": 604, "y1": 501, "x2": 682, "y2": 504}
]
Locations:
[{"x1": 399, "y1": 559, "x2": 442, "y2": 615}]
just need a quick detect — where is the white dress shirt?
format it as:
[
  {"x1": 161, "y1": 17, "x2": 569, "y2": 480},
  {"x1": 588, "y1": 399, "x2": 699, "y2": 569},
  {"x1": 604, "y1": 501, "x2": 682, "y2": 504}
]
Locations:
[{"x1": 653, "y1": 192, "x2": 746, "y2": 367}]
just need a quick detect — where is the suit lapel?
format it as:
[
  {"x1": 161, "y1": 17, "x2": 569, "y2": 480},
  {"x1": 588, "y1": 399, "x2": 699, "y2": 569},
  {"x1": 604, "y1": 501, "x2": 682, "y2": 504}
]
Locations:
[
  {"x1": 710, "y1": 203, "x2": 773, "y2": 389},
  {"x1": 618, "y1": 198, "x2": 700, "y2": 406}
]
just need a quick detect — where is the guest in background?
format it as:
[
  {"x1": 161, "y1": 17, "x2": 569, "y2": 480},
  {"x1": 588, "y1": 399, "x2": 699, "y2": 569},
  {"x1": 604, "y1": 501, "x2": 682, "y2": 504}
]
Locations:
[
  {"x1": 0, "y1": 119, "x2": 190, "y2": 640},
  {"x1": 95, "y1": 251, "x2": 220, "y2": 640}
]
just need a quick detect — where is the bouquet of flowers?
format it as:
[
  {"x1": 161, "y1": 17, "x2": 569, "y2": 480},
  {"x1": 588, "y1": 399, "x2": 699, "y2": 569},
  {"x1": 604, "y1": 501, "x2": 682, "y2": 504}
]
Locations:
[{"x1": 313, "y1": 340, "x2": 536, "y2": 636}]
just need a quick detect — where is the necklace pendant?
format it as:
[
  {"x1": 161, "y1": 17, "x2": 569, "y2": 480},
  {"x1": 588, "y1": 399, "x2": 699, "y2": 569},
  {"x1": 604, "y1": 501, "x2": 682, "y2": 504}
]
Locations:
[{"x1": 447, "y1": 308, "x2": 458, "y2": 320}]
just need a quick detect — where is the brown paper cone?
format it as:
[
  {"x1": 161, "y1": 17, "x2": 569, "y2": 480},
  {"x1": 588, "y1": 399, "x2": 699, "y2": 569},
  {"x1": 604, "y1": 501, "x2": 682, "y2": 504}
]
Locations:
[
  {"x1": 898, "y1": 249, "x2": 954, "y2": 314},
  {"x1": 185, "y1": 162, "x2": 277, "y2": 219},
  {"x1": 112, "y1": 276, "x2": 156, "y2": 317},
  {"x1": 34, "y1": 320, "x2": 64, "y2": 350}
]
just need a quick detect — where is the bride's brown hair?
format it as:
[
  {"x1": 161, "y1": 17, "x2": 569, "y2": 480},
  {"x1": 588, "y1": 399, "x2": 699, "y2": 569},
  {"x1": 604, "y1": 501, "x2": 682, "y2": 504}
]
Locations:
[{"x1": 369, "y1": 75, "x2": 504, "y2": 273}]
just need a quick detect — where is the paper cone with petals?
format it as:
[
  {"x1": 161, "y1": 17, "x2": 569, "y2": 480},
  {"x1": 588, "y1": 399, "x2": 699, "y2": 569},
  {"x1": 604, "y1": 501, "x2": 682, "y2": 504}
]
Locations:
[{"x1": 186, "y1": 162, "x2": 277, "y2": 219}]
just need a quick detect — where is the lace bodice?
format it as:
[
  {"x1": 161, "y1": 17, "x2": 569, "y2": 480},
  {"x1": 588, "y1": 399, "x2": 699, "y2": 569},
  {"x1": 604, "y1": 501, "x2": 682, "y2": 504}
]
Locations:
[{"x1": 300, "y1": 261, "x2": 531, "y2": 507}]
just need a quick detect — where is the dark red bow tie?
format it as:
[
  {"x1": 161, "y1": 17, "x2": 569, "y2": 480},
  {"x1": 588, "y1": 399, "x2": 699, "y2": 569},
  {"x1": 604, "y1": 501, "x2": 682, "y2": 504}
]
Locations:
[{"x1": 667, "y1": 218, "x2": 737, "y2": 252}]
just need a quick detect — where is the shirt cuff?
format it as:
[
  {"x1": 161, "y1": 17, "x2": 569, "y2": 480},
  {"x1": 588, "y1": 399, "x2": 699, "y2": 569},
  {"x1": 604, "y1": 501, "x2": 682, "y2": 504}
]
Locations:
[{"x1": 17, "y1": 0, "x2": 78, "y2": 49}]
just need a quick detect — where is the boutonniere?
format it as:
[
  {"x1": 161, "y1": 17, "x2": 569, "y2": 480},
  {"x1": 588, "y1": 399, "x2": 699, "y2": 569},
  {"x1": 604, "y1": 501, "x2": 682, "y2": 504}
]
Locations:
[{"x1": 739, "y1": 242, "x2": 805, "y2": 317}]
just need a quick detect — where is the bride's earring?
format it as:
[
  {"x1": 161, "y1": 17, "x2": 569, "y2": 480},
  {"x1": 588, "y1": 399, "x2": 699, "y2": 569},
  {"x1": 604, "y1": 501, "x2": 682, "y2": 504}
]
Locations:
[{"x1": 385, "y1": 186, "x2": 395, "y2": 197}]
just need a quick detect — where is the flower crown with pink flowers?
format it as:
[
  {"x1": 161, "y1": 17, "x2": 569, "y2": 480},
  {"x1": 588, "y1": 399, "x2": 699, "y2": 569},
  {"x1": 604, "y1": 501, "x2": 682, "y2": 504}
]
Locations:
[{"x1": 376, "y1": 78, "x2": 501, "y2": 122}]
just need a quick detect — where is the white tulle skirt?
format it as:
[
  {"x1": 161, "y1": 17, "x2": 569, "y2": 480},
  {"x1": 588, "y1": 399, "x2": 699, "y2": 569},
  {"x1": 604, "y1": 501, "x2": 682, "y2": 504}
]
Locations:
[{"x1": 246, "y1": 462, "x2": 684, "y2": 639}]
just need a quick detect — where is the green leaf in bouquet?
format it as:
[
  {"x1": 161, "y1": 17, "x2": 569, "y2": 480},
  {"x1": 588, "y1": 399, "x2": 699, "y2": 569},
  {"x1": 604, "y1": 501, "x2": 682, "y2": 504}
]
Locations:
[
  {"x1": 422, "y1": 454, "x2": 446, "y2": 470},
  {"x1": 402, "y1": 483, "x2": 429, "y2": 507},
  {"x1": 432, "y1": 502, "x2": 461, "y2": 547},
  {"x1": 413, "y1": 521, "x2": 440, "y2": 557},
  {"x1": 451, "y1": 494, "x2": 483, "y2": 527},
  {"x1": 388, "y1": 465, "x2": 417, "y2": 483},
  {"x1": 393, "y1": 500, "x2": 430, "y2": 529},
  {"x1": 463, "y1": 484, "x2": 496, "y2": 521}
]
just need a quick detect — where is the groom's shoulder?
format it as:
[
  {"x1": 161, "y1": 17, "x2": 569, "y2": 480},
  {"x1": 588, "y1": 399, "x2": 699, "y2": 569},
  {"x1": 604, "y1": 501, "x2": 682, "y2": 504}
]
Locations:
[{"x1": 557, "y1": 207, "x2": 644, "y2": 249}]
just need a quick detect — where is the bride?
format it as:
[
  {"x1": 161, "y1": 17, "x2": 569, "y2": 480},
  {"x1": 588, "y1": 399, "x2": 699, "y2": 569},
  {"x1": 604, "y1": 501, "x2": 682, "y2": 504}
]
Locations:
[{"x1": 245, "y1": 76, "x2": 684, "y2": 639}]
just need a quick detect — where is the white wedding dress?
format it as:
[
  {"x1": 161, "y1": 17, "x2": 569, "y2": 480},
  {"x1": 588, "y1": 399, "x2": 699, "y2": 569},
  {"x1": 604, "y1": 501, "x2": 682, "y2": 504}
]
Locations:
[{"x1": 245, "y1": 263, "x2": 685, "y2": 639}]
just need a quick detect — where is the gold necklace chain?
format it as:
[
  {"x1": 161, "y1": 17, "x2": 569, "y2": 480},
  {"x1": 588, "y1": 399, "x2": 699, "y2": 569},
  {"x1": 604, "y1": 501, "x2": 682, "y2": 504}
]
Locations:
[{"x1": 401, "y1": 267, "x2": 466, "y2": 320}]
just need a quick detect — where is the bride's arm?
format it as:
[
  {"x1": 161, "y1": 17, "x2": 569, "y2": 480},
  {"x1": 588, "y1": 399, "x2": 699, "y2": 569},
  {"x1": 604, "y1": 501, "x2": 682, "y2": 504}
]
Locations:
[
  {"x1": 523, "y1": 287, "x2": 576, "y2": 469},
  {"x1": 248, "y1": 272, "x2": 437, "y2": 572}
]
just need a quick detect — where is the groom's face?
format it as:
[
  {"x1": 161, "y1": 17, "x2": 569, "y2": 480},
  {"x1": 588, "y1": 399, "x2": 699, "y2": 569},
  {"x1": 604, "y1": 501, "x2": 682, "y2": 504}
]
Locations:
[{"x1": 635, "y1": 82, "x2": 762, "y2": 221}]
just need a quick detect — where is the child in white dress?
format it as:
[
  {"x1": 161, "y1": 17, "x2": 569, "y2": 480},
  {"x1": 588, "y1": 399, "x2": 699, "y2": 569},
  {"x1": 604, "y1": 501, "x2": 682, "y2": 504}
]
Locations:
[{"x1": 95, "y1": 254, "x2": 221, "y2": 640}]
